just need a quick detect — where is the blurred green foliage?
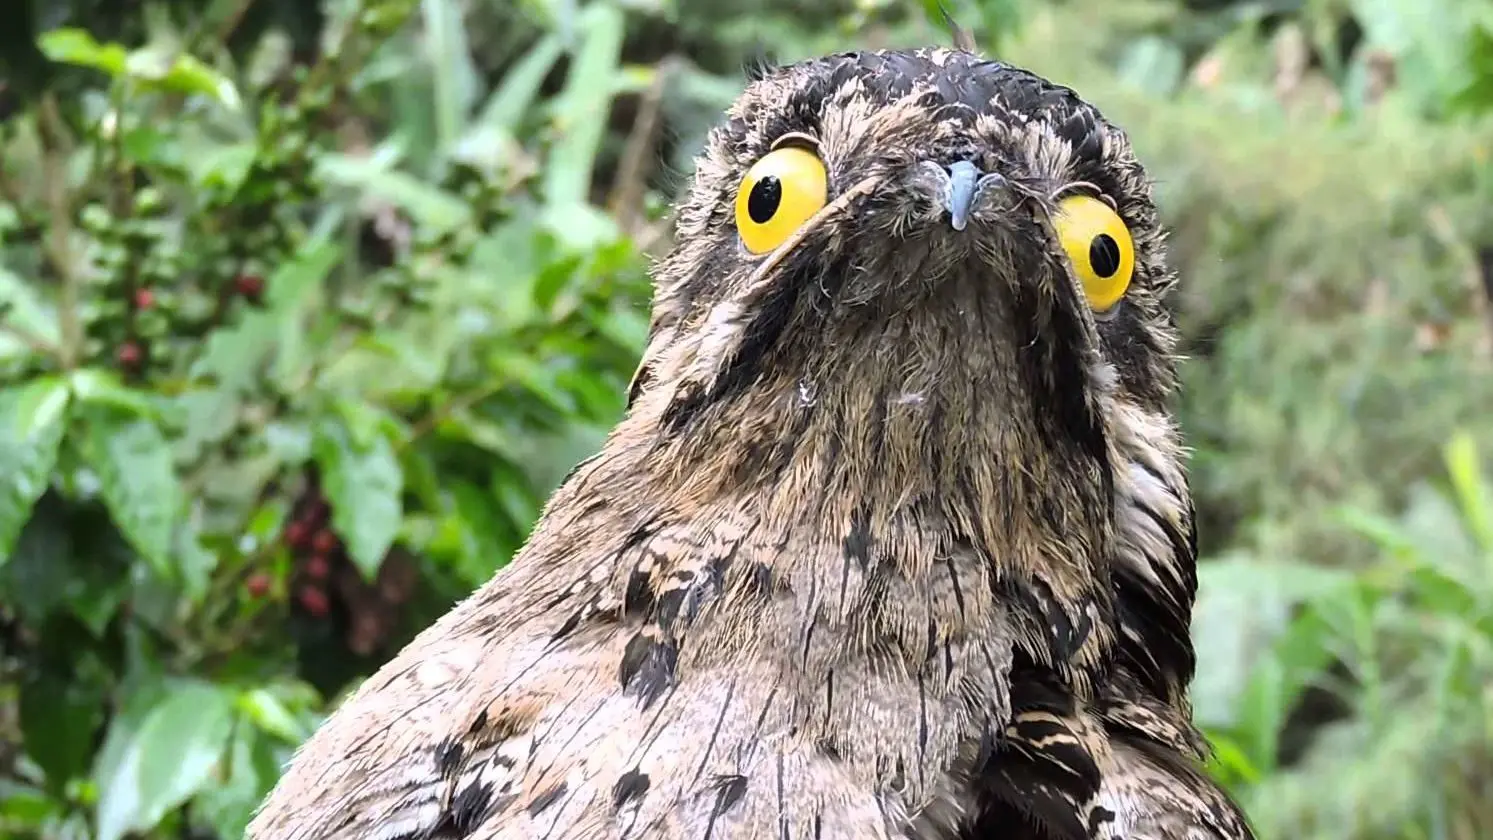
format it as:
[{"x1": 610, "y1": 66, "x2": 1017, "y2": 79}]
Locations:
[{"x1": 1, "y1": 0, "x2": 1491, "y2": 837}]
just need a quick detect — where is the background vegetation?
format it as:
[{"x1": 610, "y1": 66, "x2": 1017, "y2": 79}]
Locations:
[{"x1": 1, "y1": 0, "x2": 1491, "y2": 837}]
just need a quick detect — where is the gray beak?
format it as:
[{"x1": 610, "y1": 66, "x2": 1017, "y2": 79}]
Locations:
[
  {"x1": 941, "y1": 161, "x2": 1006, "y2": 231},
  {"x1": 946, "y1": 161, "x2": 981, "y2": 231}
]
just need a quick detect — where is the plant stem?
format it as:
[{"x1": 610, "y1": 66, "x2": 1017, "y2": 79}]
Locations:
[{"x1": 36, "y1": 94, "x2": 81, "y2": 370}]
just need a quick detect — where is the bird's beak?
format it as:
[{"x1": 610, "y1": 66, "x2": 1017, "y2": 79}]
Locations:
[{"x1": 938, "y1": 161, "x2": 1007, "y2": 232}]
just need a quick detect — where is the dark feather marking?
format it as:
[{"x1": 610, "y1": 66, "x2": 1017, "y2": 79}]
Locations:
[
  {"x1": 799, "y1": 572, "x2": 819, "y2": 665},
  {"x1": 917, "y1": 671, "x2": 929, "y2": 777},
  {"x1": 1137, "y1": 496, "x2": 1197, "y2": 586},
  {"x1": 692, "y1": 678, "x2": 739, "y2": 783},
  {"x1": 613, "y1": 770, "x2": 651, "y2": 809},
  {"x1": 991, "y1": 573, "x2": 1092, "y2": 665},
  {"x1": 655, "y1": 587, "x2": 688, "y2": 629},
  {"x1": 467, "y1": 709, "x2": 488, "y2": 735},
  {"x1": 746, "y1": 561, "x2": 774, "y2": 596},
  {"x1": 662, "y1": 265, "x2": 804, "y2": 434},
  {"x1": 823, "y1": 669, "x2": 834, "y2": 731},
  {"x1": 434, "y1": 737, "x2": 464, "y2": 776},
  {"x1": 817, "y1": 737, "x2": 842, "y2": 761},
  {"x1": 447, "y1": 781, "x2": 498, "y2": 836},
  {"x1": 626, "y1": 363, "x2": 652, "y2": 407},
  {"x1": 666, "y1": 539, "x2": 742, "y2": 631},
  {"x1": 619, "y1": 633, "x2": 679, "y2": 709},
  {"x1": 973, "y1": 669, "x2": 1102, "y2": 839},
  {"x1": 943, "y1": 556, "x2": 967, "y2": 617},
  {"x1": 1088, "y1": 805, "x2": 1117, "y2": 835},
  {"x1": 1113, "y1": 560, "x2": 1194, "y2": 699},
  {"x1": 550, "y1": 607, "x2": 586, "y2": 642},
  {"x1": 624, "y1": 565, "x2": 653, "y2": 616},
  {"x1": 713, "y1": 774, "x2": 749, "y2": 813},
  {"x1": 703, "y1": 774, "x2": 750, "y2": 839},
  {"x1": 527, "y1": 781, "x2": 569, "y2": 816},
  {"x1": 741, "y1": 683, "x2": 779, "y2": 765},
  {"x1": 843, "y1": 508, "x2": 872, "y2": 570},
  {"x1": 616, "y1": 524, "x2": 660, "y2": 617}
]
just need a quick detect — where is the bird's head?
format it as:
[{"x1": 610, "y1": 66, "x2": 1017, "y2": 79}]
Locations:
[
  {"x1": 615, "y1": 51, "x2": 1191, "y2": 676},
  {"x1": 628, "y1": 47, "x2": 1177, "y2": 472}
]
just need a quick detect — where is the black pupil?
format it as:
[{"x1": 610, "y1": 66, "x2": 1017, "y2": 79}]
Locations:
[
  {"x1": 1088, "y1": 233, "x2": 1121, "y2": 278},
  {"x1": 747, "y1": 176, "x2": 782, "y2": 224}
]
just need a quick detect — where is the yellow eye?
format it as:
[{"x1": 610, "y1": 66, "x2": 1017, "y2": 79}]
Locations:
[
  {"x1": 1052, "y1": 195, "x2": 1135, "y2": 312},
  {"x1": 734, "y1": 146, "x2": 828, "y2": 255}
]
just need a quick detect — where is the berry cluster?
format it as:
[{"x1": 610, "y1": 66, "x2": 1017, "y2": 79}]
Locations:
[
  {"x1": 241, "y1": 480, "x2": 347, "y2": 619},
  {"x1": 281, "y1": 489, "x2": 345, "y2": 618},
  {"x1": 241, "y1": 476, "x2": 421, "y2": 659},
  {"x1": 112, "y1": 271, "x2": 267, "y2": 377}
]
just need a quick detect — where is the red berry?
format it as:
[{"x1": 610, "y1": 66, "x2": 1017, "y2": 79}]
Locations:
[
  {"x1": 234, "y1": 273, "x2": 265, "y2": 302},
  {"x1": 285, "y1": 520, "x2": 311, "y2": 549},
  {"x1": 116, "y1": 341, "x2": 143, "y2": 368},
  {"x1": 297, "y1": 585, "x2": 329, "y2": 617},
  {"x1": 303, "y1": 553, "x2": 330, "y2": 580},
  {"x1": 133, "y1": 288, "x2": 154, "y2": 309},
  {"x1": 245, "y1": 572, "x2": 272, "y2": 598},
  {"x1": 311, "y1": 529, "x2": 338, "y2": 555}
]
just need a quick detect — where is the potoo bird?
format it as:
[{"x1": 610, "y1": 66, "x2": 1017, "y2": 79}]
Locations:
[{"x1": 249, "y1": 48, "x2": 1255, "y2": 840}]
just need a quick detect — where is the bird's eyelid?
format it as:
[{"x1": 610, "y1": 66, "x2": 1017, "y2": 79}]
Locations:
[
  {"x1": 768, "y1": 131, "x2": 821, "y2": 153},
  {"x1": 1050, "y1": 180, "x2": 1118, "y2": 211}
]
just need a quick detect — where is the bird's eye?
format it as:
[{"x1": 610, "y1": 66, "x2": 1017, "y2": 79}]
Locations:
[
  {"x1": 1052, "y1": 195, "x2": 1135, "y2": 312},
  {"x1": 734, "y1": 146, "x2": 828, "y2": 255}
]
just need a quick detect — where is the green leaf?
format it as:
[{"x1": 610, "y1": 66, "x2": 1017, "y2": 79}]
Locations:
[
  {"x1": 1442, "y1": 430, "x2": 1493, "y2": 553},
  {"x1": 0, "y1": 496, "x2": 132, "y2": 633},
  {"x1": 0, "y1": 266, "x2": 60, "y2": 359},
  {"x1": 94, "y1": 680, "x2": 237, "y2": 840},
  {"x1": 185, "y1": 142, "x2": 258, "y2": 192},
  {"x1": 543, "y1": 3, "x2": 625, "y2": 205},
  {"x1": 38, "y1": 28, "x2": 128, "y2": 76},
  {"x1": 421, "y1": 0, "x2": 481, "y2": 153},
  {"x1": 237, "y1": 688, "x2": 309, "y2": 744},
  {"x1": 68, "y1": 368, "x2": 158, "y2": 416},
  {"x1": 192, "y1": 721, "x2": 280, "y2": 840},
  {"x1": 0, "y1": 378, "x2": 69, "y2": 564},
  {"x1": 1201, "y1": 729, "x2": 1262, "y2": 787},
  {"x1": 312, "y1": 414, "x2": 404, "y2": 579},
  {"x1": 0, "y1": 780, "x2": 61, "y2": 824},
  {"x1": 475, "y1": 32, "x2": 564, "y2": 132},
  {"x1": 1190, "y1": 554, "x2": 1356, "y2": 731},
  {"x1": 76, "y1": 408, "x2": 181, "y2": 578},
  {"x1": 20, "y1": 667, "x2": 107, "y2": 790},
  {"x1": 195, "y1": 238, "x2": 339, "y2": 392},
  {"x1": 317, "y1": 152, "x2": 472, "y2": 235},
  {"x1": 123, "y1": 45, "x2": 242, "y2": 109}
]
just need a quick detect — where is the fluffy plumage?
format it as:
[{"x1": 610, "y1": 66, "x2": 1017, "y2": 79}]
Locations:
[{"x1": 248, "y1": 48, "x2": 1254, "y2": 840}]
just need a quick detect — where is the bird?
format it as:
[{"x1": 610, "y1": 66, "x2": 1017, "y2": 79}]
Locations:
[{"x1": 248, "y1": 47, "x2": 1255, "y2": 840}]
